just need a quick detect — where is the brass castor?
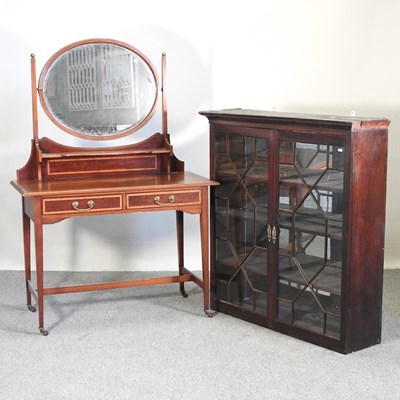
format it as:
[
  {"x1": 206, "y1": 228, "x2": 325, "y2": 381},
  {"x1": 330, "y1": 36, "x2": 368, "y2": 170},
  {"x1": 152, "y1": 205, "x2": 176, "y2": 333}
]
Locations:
[
  {"x1": 27, "y1": 305, "x2": 36, "y2": 312},
  {"x1": 180, "y1": 289, "x2": 188, "y2": 298},
  {"x1": 39, "y1": 328, "x2": 49, "y2": 336},
  {"x1": 205, "y1": 310, "x2": 214, "y2": 318}
]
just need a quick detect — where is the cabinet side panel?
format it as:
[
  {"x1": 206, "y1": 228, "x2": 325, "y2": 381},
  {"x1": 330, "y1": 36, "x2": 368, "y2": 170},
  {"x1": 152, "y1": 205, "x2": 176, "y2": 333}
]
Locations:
[
  {"x1": 346, "y1": 127, "x2": 388, "y2": 352},
  {"x1": 209, "y1": 123, "x2": 218, "y2": 310}
]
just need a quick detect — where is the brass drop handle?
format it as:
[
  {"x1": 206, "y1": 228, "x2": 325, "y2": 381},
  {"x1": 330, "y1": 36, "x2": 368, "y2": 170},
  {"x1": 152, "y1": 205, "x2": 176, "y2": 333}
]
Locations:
[
  {"x1": 72, "y1": 200, "x2": 94, "y2": 211},
  {"x1": 154, "y1": 195, "x2": 175, "y2": 205}
]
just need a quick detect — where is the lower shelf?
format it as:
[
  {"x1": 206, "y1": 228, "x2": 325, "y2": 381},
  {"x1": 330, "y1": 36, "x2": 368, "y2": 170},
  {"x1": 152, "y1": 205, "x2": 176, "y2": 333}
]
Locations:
[
  {"x1": 277, "y1": 281, "x2": 341, "y2": 339},
  {"x1": 215, "y1": 277, "x2": 268, "y2": 316},
  {"x1": 277, "y1": 297, "x2": 341, "y2": 340}
]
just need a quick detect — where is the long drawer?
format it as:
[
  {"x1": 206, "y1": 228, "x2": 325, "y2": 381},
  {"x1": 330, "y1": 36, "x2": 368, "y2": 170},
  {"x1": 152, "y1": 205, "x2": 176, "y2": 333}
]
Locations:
[
  {"x1": 127, "y1": 190, "x2": 201, "y2": 209},
  {"x1": 42, "y1": 195, "x2": 123, "y2": 215}
]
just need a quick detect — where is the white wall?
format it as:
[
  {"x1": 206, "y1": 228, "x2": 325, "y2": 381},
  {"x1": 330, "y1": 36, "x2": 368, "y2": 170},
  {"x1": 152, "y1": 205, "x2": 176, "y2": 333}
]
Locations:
[{"x1": 1, "y1": 0, "x2": 399, "y2": 271}]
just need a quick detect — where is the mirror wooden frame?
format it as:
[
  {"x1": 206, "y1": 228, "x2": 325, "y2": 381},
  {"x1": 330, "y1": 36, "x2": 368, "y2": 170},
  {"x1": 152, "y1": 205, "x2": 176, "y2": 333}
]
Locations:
[{"x1": 33, "y1": 38, "x2": 165, "y2": 141}]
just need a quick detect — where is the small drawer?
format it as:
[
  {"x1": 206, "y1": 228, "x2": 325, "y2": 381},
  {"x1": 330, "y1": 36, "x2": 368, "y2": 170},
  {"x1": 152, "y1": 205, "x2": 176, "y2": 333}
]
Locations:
[
  {"x1": 127, "y1": 190, "x2": 201, "y2": 209},
  {"x1": 42, "y1": 195, "x2": 123, "y2": 215}
]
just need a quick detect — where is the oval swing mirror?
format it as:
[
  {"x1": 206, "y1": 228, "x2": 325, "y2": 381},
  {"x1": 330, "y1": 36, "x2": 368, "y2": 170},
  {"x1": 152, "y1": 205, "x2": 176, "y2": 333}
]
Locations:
[{"x1": 38, "y1": 39, "x2": 159, "y2": 140}]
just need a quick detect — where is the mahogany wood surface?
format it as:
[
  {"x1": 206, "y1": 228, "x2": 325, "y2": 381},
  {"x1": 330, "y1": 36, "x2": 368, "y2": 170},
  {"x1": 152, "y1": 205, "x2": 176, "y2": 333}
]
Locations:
[
  {"x1": 11, "y1": 171, "x2": 215, "y2": 197},
  {"x1": 12, "y1": 137, "x2": 218, "y2": 335},
  {"x1": 12, "y1": 40, "x2": 218, "y2": 336}
]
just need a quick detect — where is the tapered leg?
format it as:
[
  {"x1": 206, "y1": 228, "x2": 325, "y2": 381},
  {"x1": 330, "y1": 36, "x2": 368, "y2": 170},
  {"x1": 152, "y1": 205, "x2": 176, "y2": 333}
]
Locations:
[
  {"x1": 200, "y1": 192, "x2": 213, "y2": 317},
  {"x1": 176, "y1": 211, "x2": 187, "y2": 297},
  {"x1": 34, "y1": 221, "x2": 48, "y2": 336},
  {"x1": 22, "y1": 208, "x2": 35, "y2": 312}
]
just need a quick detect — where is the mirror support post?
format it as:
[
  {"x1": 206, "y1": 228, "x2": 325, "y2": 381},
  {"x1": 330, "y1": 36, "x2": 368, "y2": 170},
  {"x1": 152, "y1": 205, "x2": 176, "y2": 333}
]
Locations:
[
  {"x1": 161, "y1": 53, "x2": 168, "y2": 137},
  {"x1": 30, "y1": 54, "x2": 39, "y2": 142}
]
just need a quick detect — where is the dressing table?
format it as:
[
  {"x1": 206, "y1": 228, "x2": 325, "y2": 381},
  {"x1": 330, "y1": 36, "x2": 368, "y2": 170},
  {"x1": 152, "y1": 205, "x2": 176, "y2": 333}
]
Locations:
[{"x1": 11, "y1": 38, "x2": 218, "y2": 335}]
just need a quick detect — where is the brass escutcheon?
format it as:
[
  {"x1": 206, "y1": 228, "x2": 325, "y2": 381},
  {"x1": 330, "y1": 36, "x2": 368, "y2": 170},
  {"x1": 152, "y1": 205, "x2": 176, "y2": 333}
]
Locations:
[
  {"x1": 267, "y1": 224, "x2": 272, "y2": 242},
  {"x1": 272, "y1": 226, "x2": 277, "y2": 244}
]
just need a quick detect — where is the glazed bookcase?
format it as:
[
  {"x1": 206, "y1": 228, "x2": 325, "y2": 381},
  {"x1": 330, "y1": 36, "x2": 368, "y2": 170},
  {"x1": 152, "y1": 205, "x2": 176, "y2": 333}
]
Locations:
[{"x1": 200, "y1": 109, "x2": 389, "y2": 353}]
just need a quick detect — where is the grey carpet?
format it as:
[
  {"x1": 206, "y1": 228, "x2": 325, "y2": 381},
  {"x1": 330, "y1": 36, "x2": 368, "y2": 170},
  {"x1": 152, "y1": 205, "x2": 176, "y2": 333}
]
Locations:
[{"x1": 1, "y1": 270, "x2": 399, "y2": 400}]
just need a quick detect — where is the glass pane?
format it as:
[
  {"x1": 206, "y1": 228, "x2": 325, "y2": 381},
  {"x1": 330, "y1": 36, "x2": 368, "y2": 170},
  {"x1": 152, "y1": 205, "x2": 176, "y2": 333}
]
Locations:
[
  {"x1": 214, "y1": 155, "x2": 238, "y2": 198},
  {"x1": 213, "y1": 132, "x2": 269, "y2": 316},
  {"x1": 277, "y1": 141, "x2": 344, "y2": 339}
]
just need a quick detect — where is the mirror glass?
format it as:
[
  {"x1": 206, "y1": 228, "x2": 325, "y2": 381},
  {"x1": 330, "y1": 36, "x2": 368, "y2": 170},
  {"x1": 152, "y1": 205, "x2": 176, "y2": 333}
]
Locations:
[{"x1": 39, "y1": 41, "x2": 158, "y2": 139}]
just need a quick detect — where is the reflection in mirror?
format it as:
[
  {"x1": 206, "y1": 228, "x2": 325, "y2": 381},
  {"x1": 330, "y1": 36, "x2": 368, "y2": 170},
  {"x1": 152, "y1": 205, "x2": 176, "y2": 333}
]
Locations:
[{"x1": 40, "y1": 42, "x2": 158, "y2": 139}]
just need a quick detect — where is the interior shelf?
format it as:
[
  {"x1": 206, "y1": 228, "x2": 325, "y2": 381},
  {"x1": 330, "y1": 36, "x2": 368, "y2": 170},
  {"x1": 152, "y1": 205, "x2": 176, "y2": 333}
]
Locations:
[
  {"x1": 279, "y1": 253, "x2": 342, "y2": 296},
  {"x1": 279, "y1": 166, "x2": 344, "y2": 192},
  {"x1": 216, "y1": 169, "x2": 268, "y2": 182},
  {"x1": 279, "y1": 207, "x2": 343, "y2": 240}
]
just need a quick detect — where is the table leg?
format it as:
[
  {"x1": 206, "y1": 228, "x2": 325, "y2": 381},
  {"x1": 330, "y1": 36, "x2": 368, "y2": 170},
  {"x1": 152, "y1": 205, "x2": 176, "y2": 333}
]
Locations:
[
  {"x1": 200, "y1": 194, "x2": 213, "y2": 317},
  {"x1": 176, "y1": 211, "x2": 187, "y2": 297},
  {"x1": 22, "y1": 209, "x2": 35, "y2": 312},
  {"x1": 34, "y1": 222, "x2": 48, "y2": 336}
]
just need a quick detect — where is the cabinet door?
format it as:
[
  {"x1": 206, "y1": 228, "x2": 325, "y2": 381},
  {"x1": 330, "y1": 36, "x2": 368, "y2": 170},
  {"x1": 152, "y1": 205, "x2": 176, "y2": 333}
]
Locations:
[
  {"x1": 277, "y1": 140, "x2": 345, "y2": 339},
  {"x1": 212, "y1": 131, "x2": 270, "y2": 319}
]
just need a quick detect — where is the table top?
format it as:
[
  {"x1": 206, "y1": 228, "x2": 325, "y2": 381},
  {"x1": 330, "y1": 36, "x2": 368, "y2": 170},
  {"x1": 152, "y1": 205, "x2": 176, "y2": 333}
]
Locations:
[{"x1": 11, "y1": 171, "x2": 218, "y2": 197}]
